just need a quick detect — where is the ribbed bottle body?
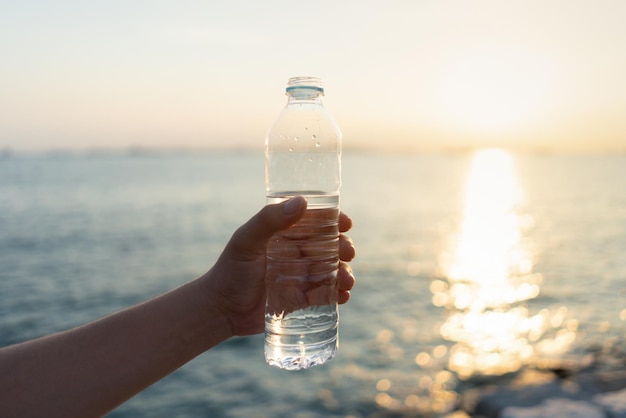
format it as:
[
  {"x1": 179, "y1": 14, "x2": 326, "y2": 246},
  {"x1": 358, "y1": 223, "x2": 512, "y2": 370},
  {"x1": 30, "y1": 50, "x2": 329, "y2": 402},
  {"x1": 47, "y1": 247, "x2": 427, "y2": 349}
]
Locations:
[{"x1": 264, "y1": 77, "x2": 342, "y2": 370}]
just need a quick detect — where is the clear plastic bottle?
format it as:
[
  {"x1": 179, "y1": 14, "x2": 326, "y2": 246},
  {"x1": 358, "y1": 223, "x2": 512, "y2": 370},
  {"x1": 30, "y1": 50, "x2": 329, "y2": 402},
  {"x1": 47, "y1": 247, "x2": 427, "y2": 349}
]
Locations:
[{"x1": 264, "y1": 76, "x2": 342, "y2": 370}]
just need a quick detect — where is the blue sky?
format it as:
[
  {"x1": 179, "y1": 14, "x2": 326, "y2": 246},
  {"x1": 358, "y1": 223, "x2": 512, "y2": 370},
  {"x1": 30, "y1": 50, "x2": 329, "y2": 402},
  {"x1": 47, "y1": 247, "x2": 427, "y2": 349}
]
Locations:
[{"x1": 1, "y1": 0, "x2": 625, "y2": 152}]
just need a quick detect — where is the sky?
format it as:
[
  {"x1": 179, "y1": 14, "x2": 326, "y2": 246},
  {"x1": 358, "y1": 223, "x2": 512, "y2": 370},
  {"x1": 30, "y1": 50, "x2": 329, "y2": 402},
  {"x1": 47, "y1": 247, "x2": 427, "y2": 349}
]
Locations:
[{"x1": 1, "y1": 0, "x2": 625, "y2": 153}]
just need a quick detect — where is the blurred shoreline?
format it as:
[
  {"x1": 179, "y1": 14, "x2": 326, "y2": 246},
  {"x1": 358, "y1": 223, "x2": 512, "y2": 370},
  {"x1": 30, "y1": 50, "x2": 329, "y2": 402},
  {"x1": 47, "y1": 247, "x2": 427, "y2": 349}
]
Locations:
[{"x1": 448, "y1": 337, "x2": 626, "y2": 418}]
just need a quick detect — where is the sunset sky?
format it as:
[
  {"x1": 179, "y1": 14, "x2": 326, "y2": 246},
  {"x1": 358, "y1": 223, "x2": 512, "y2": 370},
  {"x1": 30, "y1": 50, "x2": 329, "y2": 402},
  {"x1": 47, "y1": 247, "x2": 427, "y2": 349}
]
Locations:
[{"x1": 1, "y1": 0, "x2": 625, "y2": 152}]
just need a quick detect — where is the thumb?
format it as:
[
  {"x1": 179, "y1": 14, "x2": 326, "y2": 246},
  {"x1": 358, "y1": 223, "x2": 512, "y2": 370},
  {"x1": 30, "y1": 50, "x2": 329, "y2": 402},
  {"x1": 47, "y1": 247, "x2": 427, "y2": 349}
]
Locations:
[{"x1": 228, "y1": 196, "x2": 307, "y2": 254}]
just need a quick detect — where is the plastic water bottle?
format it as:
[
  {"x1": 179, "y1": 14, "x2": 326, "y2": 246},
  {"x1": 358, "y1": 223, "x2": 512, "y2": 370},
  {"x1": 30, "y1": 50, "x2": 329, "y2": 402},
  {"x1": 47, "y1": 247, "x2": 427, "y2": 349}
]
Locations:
[{"x1": 264, "y1": 76, "x2": 342, "y2": 370}]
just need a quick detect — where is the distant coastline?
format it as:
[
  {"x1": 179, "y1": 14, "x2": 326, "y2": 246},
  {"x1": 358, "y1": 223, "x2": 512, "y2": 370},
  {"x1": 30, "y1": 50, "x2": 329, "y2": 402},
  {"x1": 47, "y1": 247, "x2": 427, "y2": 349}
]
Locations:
[{"x1": 1, "y1": 144, "x2": 624, "y2": 158}]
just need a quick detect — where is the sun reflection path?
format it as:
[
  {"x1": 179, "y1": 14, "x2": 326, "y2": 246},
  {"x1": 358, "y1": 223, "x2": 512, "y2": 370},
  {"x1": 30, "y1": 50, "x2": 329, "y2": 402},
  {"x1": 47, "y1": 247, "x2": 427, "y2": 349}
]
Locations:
[{"x1": 435, "y1": 149, "x2": 577, "y2": 379}]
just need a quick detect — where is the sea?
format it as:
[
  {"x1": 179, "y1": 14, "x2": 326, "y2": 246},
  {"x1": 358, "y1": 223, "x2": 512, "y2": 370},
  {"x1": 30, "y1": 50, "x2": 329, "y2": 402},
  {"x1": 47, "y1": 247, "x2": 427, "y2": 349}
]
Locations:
[{"x1": 1, "y1": 149, "x2": 625, "y2": 417}]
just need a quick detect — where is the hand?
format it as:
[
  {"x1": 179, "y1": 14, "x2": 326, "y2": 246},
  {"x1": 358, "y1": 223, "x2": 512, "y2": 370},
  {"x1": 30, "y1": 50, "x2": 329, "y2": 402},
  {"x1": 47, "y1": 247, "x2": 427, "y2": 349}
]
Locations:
[
  {"x1": 0, "y1": 196, "x2": 354, "y2": 417},
  {"x1": 200, "y1": 196, "x2": 356, "y2": 336}
]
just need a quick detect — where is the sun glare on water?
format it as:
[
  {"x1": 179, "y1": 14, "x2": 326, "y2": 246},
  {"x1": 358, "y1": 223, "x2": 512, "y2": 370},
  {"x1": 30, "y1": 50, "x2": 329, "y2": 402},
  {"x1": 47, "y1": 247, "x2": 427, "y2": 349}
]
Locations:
[{"x1": 434, "y1": 149, "x2": 577, "y2": 378}]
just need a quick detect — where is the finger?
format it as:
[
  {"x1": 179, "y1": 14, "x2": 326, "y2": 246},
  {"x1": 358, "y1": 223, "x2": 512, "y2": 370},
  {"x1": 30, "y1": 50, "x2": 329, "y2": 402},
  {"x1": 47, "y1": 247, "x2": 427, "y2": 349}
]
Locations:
[
  {"x1": 337, "y1": 261, "x2": 354, "y2": 305},
  {"x1": 339, "y1": 234, "x2": 355, "y2": 261},
  {"x1": 228, "y1": 196, "x2": 307, "y2": 254},
  {"x1": 339, "y1": 212, "x2": 352, "y2": 233},
  {"x1": 337, "y1": 261, "x2": 355, "y2": 292},
  {"x1": 338, "y1": 290, "x2": 351, "y2": 305}
]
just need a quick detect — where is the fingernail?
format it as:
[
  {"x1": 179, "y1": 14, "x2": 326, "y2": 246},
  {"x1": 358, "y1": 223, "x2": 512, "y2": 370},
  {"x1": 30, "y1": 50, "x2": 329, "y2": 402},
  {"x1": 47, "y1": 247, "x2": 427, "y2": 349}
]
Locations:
[{"x1": 283, "y1": 197, "x2": 303, "y2": 215}]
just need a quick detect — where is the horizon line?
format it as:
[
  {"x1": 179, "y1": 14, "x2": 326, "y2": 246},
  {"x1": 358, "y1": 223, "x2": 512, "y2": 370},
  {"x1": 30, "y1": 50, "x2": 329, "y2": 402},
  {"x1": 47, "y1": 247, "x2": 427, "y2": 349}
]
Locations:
[{"x1": 2, "y1": 144, "x2": 624, "y2": 158}]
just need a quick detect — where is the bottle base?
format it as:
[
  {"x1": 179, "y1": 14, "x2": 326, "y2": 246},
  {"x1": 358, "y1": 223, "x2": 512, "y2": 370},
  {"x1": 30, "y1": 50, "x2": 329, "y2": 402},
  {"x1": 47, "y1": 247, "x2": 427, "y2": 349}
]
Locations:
[
  {"x1": 264, "y1": 336, "x2": 338, "y2": 371},
  {"x1": 264, "y1": 306, "x2": 338, "y2": 371}
]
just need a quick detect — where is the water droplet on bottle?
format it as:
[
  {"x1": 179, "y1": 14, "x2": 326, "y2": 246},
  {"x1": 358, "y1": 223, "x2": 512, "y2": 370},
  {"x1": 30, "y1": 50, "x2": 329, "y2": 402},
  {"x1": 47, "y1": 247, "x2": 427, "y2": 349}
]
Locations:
[
  {"x1": 315, "y1": 142, "x2": 321, "y2": 147},
  {"x1": 312, "y1": 134, "x2": 317, "y2": 140},
  {"x1": 289, "y1": 147, "x2": 293, "y2": 152},
  {"x1": 309, "y1": 157, "x2": 313, "y2": 162},
  {"x1": 294, "y1": 136, "x2": 299, "y2": 142}
]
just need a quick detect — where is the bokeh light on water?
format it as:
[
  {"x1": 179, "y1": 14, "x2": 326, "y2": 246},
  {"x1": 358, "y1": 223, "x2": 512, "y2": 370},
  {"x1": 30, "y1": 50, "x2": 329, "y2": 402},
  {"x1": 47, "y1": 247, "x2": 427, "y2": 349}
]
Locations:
[{"x1": 435, "y1": 149, "x2": 578, "y2": 379}]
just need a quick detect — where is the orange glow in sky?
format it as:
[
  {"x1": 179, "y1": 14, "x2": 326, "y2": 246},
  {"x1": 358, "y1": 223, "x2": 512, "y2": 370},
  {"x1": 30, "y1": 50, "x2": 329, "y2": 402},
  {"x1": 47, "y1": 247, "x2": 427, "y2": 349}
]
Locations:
[{"x1": 1, "y1": 1, "x2": 625, "y2": 152}]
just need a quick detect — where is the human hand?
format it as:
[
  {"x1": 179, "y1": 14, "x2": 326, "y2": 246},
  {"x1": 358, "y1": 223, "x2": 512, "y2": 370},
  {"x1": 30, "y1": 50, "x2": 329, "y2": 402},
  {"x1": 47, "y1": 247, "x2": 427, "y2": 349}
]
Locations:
[{"x1": 200, "y1": 196, "x2": 355, "y2": 337}]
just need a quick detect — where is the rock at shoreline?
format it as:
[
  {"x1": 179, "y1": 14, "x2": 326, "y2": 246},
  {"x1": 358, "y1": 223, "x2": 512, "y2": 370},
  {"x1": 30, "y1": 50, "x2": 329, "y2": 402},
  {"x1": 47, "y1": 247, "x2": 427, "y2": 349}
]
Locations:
[
  {"x1": 593, "y1": 388, "x2": 626, "y2": 418},
  {"x1": 462, "y1": 365, "x2": 626, "y2": 418},
  {"x1": 501, "y1": 398, "x2": 604, "y2": 418}
]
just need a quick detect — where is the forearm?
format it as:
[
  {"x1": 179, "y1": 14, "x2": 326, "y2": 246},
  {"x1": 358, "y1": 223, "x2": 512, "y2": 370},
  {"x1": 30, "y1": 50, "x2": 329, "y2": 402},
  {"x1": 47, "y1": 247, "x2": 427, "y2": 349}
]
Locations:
[{"x1": 0, "y1": 276, "x2": 230, "y2": 418}]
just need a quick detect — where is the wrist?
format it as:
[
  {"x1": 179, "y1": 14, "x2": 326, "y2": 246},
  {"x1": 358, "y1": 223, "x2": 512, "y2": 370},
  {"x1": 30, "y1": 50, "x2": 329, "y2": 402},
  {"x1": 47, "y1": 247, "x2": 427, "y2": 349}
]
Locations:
[{"x1": 192, "y1": 271, "x2": 234, "y2": 348}]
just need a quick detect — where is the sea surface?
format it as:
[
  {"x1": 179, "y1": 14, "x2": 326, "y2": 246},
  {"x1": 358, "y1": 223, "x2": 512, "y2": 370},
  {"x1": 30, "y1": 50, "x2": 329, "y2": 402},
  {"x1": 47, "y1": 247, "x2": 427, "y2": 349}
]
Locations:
[{"x1": 1, "y1": 150, "x2": 625, "y2": 417}]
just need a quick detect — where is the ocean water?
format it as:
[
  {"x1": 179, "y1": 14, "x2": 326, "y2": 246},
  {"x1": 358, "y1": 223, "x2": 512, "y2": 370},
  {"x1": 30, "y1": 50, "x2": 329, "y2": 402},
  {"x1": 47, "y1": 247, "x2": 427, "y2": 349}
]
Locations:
[{"x1": 1, "y1": 150, "x2": 625, "y2": 417}]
